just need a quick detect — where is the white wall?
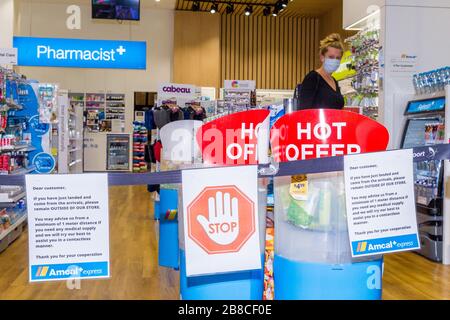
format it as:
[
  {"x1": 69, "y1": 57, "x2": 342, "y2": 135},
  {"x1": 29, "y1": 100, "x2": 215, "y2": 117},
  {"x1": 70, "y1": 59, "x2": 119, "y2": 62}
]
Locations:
[
  {"x1": 14, "y1": 0, "x2": 174, "y2": 133},
  {"x1": 0, "y1": 0, "x2": 14, "y2": 48},
  {"x1": 343, "y1": 0, "x2": 385, "y2": 29},
  {"x1": 382, "y1": 3, "x2": 450, "y2": 148}
]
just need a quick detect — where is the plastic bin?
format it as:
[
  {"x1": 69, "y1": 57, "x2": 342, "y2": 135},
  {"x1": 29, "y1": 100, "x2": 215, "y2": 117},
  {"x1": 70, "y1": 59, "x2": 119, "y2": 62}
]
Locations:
[
  {"x1": 178, "y1": 180, "x2": 268, "y2": 300},
  {"x1": 273, "y1": 172, "x2": 383, "y2": 300},
  {"x1": 157, "y1": 187, "x2": 180, "y2": 269}
]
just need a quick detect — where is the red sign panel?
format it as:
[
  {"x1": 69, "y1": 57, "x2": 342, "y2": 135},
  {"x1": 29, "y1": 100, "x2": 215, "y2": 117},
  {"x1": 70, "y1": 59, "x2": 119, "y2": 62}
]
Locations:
[
  {"x1": 187, "y1": 185, "x2": 256, "y2": 254},
  {"x1": 196, "y1": 110, "x2": 270, "y2": 165},
  {"x1": 270, "y1": 109, "x2": 389, "y2": 162}
]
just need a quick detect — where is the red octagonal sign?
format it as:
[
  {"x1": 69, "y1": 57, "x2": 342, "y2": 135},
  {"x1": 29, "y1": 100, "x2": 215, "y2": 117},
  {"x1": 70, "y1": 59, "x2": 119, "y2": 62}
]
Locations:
[{"x1": 187, "y1": 185, "x2": 256, "y2": 254}]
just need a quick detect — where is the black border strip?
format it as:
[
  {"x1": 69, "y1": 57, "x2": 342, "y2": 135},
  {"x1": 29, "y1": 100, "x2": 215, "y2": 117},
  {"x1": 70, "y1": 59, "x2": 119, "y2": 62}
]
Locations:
[{"x1": 1, "y1": 145, "x2": 449, "y2": 186}]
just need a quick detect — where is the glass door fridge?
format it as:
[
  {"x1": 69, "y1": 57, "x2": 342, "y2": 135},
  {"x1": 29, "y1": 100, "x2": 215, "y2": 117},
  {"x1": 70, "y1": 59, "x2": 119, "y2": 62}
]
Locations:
[
  {"x1": 401, "y1": 96, "x2": 446, "y2": 262},
  {"x1": 107, "y1": 134, "x2": 130, "y2": 171}
]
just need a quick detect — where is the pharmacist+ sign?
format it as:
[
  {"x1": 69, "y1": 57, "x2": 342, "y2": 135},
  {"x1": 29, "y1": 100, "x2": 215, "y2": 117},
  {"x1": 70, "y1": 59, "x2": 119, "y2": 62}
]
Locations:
[{"x1": 270, "y1": 109, "x2": 389, "y2": 161}]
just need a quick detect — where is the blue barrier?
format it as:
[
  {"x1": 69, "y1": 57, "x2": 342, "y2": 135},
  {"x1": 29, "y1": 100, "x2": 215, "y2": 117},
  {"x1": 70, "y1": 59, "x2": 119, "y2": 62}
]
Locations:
[{"x1": 2, "y1": 144, "x2": 448, "y2": 186}]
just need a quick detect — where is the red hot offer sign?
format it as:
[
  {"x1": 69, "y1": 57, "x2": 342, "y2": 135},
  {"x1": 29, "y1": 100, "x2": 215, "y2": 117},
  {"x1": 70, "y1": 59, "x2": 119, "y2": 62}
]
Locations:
[
  {"x1": 182, "y1": 166, "x2": 261, "y2": 277},
  {"x1": 270, "y1": 109, "x2": 389, "y2": 162},
  {"x1": 197, "y1": 110, "x2": 270, "y2": 166}
]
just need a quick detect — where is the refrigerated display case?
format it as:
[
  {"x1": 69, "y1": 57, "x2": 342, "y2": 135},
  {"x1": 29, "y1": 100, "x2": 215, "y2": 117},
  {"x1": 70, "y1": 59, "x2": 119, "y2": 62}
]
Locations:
[
  {"x1": 107, "y1": 134, "x2": 130, "y2": 171},
  {"x1": 400, "y1": 95, "x2": 446, "y2": 262}
]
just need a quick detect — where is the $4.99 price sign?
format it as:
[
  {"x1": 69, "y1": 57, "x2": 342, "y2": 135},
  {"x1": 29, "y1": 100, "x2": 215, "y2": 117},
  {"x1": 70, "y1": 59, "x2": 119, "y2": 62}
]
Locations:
[{"x1": 182, "y1": 165, "x2": 261, "y2": 277}]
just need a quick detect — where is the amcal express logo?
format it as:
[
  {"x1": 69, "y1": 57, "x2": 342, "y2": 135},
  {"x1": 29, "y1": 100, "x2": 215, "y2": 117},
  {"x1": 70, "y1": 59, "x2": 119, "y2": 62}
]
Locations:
[
  {"x1": 356, "y1": 241, "x2": 396, "y2": 253},
  {"x1": 32, "y1": 263, "x2": 107, "y2": 280},
  {"x1": 355, "y1": 239, "x2": 416, "y2": 254},
  {"x1": 34, "y1": 265, "x2": 83, "y2": 278}
]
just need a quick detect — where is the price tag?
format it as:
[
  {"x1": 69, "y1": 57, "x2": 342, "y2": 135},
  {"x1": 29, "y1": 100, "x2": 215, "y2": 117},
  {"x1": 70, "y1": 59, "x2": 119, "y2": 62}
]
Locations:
[{"x1": 290, "y1": 175, "x2": 308, "y2": 201}]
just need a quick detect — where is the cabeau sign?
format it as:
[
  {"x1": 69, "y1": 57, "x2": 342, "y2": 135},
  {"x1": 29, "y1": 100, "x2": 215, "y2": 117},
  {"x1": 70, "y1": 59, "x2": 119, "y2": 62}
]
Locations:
[
  {"x1": 270, "y1": 109, "x2": 389, "y2": 162},
  {"x1": 158, "y1": 83, "x2": 196, "y2": 99}
]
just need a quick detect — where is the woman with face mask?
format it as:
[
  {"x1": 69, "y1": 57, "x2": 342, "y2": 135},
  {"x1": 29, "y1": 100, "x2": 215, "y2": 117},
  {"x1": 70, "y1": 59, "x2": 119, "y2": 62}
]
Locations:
[{"x1": 297, "y1": 33, "x2": 345, "y2": 110}]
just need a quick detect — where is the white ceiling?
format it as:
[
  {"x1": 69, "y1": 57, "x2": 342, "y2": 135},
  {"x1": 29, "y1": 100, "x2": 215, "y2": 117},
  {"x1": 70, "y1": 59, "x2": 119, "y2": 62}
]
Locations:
[{"x1": 26, "y1": 0, "x2": 177, "y2": 10}]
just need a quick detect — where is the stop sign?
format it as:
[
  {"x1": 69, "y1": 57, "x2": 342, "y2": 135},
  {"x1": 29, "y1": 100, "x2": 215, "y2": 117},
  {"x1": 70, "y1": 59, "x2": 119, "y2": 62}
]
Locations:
[{"x1": 187, "y1": 185, "x2": 256, "y2": 254}]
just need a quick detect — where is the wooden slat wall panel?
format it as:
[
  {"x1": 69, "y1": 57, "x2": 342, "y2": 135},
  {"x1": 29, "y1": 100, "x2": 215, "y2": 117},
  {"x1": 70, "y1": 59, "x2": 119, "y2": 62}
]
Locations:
[{"x1": 220, "y1": 15, "x2": 319, "y2": 89}]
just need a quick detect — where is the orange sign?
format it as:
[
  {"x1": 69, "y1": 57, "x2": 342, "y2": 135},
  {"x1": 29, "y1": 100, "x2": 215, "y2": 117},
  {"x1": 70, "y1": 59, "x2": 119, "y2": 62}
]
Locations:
[{"x1": 187, "y1": 185, "x2": 256, "y2": 254}]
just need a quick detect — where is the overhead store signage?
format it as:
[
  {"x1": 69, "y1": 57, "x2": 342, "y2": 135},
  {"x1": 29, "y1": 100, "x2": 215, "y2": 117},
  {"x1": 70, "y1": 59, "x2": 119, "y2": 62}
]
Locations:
[
  {"x1": 270, "y1": 109, "x2": 389, "y2": 162},
  {"x1": 344, "y1": 149, "x2": 420, "y2": 257},
  {"x1": 26, "y1": 174, "x2": 110, "y2": 282},
  {"x1": 405, "y1": 97, "x2": 446, "y2": 115},
  {"x1": 196, "y1": 109, "x2": 270, "y2": 165},
  {"x1": 158, "y1": 83, "x2": 196, "y2": 98},
  {"x1": 13, "y1": 36, "x2": 146, "y2": 69},
  {"x1": 0, "y1": 48, "x2": 18, "y2": 65},
  {"x1": 182, "y1": 165, "x2": 261, "y2": 276},
  {"x1": 224, "y1": 80, "x2": 256, "y2": 90}
]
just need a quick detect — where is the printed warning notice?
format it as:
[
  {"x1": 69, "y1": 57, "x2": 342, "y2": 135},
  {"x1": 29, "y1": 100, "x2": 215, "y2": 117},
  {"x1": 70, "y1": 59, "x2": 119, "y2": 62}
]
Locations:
[
  {"x1": 26, "y1": 174, "x2": 110, "y2": 282},
  {"x1": 344, "y1": 149, "x2": 420, "y2": 257}
]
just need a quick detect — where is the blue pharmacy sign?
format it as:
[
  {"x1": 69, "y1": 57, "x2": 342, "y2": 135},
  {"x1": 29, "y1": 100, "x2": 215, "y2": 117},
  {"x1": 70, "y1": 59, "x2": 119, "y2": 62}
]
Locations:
[
  {"x1": 13, "y1": 36, "x2": 147, "y2": 70},
  {"x1": 32, "y1": 152, "x2": 56, "y2": 174},
  {"x1": 405, "y1": 97, "x2": 446, "y2": 115}
]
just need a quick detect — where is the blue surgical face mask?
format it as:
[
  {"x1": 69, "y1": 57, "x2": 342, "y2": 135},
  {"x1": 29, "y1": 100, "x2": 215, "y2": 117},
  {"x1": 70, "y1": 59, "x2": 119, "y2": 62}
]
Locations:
[{"x1": 323, "y1": 58, "x2": 341, "y2": 74}]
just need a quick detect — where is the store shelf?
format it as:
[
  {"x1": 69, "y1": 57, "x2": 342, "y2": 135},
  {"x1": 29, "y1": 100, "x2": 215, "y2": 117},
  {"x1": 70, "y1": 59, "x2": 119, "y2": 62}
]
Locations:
[
  {"x1": 3, "y1": 166, "x2": 36, "y2": 176},
  {"x1": 69, "y1": 148, "x2": 82, "y2": 153},
  {"x1": 0, "y1": 213, "x2": 27, "y2": 241},
  {"x1": 0, "y1": 192, "x2": 26, "y2": 207},
  {"x1": 0, "y1": 102, "x2": 24, "y2": 112},
  {"x1": 0, "y1": 145, "x2": 36, "y2": 153},
  {"x1": 69, "y1": 137, "x2": 83, "y2": 141}
]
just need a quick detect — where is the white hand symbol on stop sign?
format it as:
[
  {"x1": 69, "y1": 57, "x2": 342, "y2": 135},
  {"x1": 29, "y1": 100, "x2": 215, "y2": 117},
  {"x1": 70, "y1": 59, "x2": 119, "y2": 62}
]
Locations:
[{"x1": 197, "y1": 191, "x2": 239, "y2": 245}]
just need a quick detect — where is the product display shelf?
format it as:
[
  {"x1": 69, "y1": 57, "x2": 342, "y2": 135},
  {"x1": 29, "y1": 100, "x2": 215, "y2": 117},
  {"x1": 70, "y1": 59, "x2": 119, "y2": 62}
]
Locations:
[
  {"x1": 6, "y1": 165, "x2": 36, "y2": 175},
  {"x1": 0, "y1": 210, "x2": 27, "y2": 253},
  {"x1": 345, "y1": 27, "x2": 380, "y2": 121},
  {"x1": 0, "y1": 71, "x2": 31, "y2": 252},
  {"x1": 132, "y1": 122, "x2": 148, "y2": 173},
  {"x1": 107, "y1": 134, "x2": 130, "y2": 171},
  {"x1": 105, "y1": 94, "x2": 126, "y2": 130},
  {"x1": 223, "y1": 88, "x2": 255, "y2": 113}
]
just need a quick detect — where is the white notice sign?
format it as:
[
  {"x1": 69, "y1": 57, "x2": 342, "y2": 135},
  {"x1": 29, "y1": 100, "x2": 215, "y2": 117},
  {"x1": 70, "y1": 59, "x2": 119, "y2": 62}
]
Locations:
[
  {"x1": 182, "y1": 166, "x2": 261, "y2": 277},
  {"x1": 344, "y1": 149, "x2": 420, "y2": 257},
  {"x1": 26, "y1": 174, "x2": 110, "y2": 282},
  {"x1": 0, "y1": 48, "x2": 17, "y2": 65}
]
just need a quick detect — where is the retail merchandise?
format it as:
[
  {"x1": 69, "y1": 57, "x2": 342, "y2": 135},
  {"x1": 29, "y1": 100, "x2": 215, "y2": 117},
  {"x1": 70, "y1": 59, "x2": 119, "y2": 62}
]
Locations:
[
  {"x1": 0, "y1": 69, "x2": 36, "y2": 175},
  {"x1": 401, "y1": 95, "x2": 447, "y2": 262},
  {"x1": 83, "y1": 92, "x2": 126, "y2": 132},
  {"x1": 222, "y1": 81, "x2": 257, "y2": 112},
  {"x1": 38, "y1": 84, "x2": 58, "y2": 123},
  {"x1": 413, "y1": 67, "x2": 450, "y2": 95},
  {"x1": 0, "y1": 187, "x2": 27, "y2": 253},
  {"x1": 132, "y1": 121, "x2": 148, "y2": 173},
  {"x1": 345, "y1": 28, "x2": 380, "y2": 120},
  {"x1": 107, "y1": 134, "x2": 130, "y2": 171}
]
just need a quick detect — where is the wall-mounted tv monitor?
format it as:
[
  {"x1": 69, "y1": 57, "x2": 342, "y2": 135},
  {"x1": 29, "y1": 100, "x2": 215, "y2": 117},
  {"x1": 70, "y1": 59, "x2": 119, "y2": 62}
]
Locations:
[{"x1": 92, "y1": 0, "x2": 140, "y2": 21}]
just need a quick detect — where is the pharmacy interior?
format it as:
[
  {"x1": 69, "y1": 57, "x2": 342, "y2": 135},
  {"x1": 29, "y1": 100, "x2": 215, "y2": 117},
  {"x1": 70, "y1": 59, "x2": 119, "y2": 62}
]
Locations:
[{"x1": 0, "y1": 0, "x2": 449, "y2": 300}]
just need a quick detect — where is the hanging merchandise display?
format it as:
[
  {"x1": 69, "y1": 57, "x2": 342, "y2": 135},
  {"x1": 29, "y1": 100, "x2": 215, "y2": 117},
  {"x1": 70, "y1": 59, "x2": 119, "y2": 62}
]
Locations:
[
  {"x1": 38, "y1": 83, "x2": 58, "y2": 124},
  {"x1": 0, "y1": 68, "x2": 51, "y2": 253},
  {"x1": 270, "y1": 109, "x2": 389, "y2": 300},
  {"x1": 346, "y1": 28, "x2": 380, "y2": 120},
  {"x1": 132, "y1": 121, "x2": 148, "y2": 173}
]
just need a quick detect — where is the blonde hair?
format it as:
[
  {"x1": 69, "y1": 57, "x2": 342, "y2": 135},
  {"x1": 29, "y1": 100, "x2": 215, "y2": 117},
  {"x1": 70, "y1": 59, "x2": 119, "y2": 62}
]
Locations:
[{"x1": 319, "y1": 33, "x2": 344, "y2": 56}]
